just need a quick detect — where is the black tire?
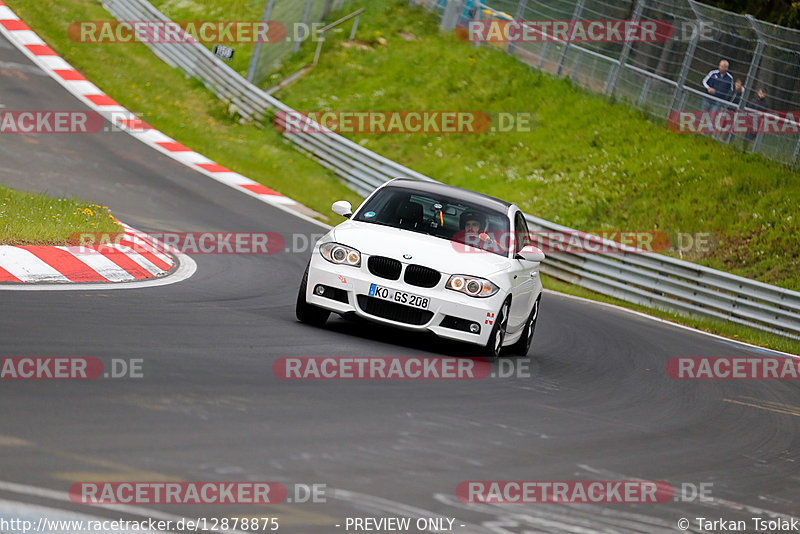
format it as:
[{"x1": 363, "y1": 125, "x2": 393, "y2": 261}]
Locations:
[
  {"x1": 510, "y1": 295, "x2": 541, "y2": 356},
  {"x1": 296, "y1": 264, "x2": 330, "y2": 327},
  {"x1": 483, "y1": 299, "x2": 510, "y2": 361}
]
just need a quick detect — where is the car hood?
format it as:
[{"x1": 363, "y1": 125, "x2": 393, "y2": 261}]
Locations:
[{"x1": 329, "y1": 221, "x2": 510, "y2": 278}]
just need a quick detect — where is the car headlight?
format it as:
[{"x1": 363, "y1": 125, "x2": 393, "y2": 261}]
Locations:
[
  {"x1": 446, "y1": 275, "x2": 499, "y2": 298},
  {"x1": 320, "y1": 242, "x2": 361, "y2": 267}
]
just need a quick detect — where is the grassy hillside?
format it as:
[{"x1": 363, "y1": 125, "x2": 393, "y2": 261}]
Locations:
[{"x1": 272, "y1": 0, "x2": 800, "y2": 290}]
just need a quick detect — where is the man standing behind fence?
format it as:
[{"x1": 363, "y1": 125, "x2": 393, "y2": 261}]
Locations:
[{"x1": 701, "y1": 59, "x2": 734, "y2": 113}]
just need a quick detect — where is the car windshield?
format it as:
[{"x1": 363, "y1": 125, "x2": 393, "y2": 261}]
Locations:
[{"x1": 353, "y1": 186, "x2": 511, "y2": 256}]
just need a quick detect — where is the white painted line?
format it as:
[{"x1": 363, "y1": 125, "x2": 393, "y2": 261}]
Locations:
[
  {"x1": 34, "y1": 56, "x2": 71, "y2": 70},
  {"x1": 66, "y1": 80, "x2": 102, "y2": 95},
  {"x1": 131, "y1": 129, "x2": 174, "y2": 144},
  {"x1": 0, "y1": 247, "x2": 69, "y2": 282},
  {"x1": 110, "y1": 244, "x2": 165, "y2": 276},
  {"x1": 57, "y1": 246, "x2": 136, "y2": 282},
  {"x1": 265, "y1": 195, "x2": 298, "y2": 205},
  {"x1": 7, "y1": 30, "x2": 43, "y2": 45},
  {"x1": 165, "y1": 150, "x2": 213, "y2": 165},
  {"x1": 543, "y1": 288, "x2": 800, "y2": 358},
  {"x1": 206, "y1": 172, "x2": 254, "y2": 186},
  {"x1": 86, "y1": 104, "x2": 127, "y2": 113},
  {"x1": 0, "y1": 7, "x2": 19, "y2": 20},
  {"x1": 119, "y1": 232, "x2": 174, "y2": 264}
]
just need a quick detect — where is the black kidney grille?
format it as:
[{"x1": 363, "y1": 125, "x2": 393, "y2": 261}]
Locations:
[
  {"x1": 404, "y1": 264, "x2": 441, "y2": 288},
  {"x1": 357, "y1": 295, "x2": 433, "y2": 325},
  {"x1": 368, "y1": 256, "x2": 402, "y2": 280}
]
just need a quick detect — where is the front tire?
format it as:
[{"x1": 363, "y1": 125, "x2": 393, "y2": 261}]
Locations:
[
  {"x1": 483, "y1": 299, "x2": 510, "y2": 361},
  {"x1": 510, "y1": 295, "x2": 540, "y2": 356},
  {"x1": 296, "y1": 264, "x2": 330, "y2": 327}
]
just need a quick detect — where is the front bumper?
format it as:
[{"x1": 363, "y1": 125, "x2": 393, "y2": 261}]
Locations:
[{"x1": 304, "y1": 253, "x2": 505, "y2": 346}]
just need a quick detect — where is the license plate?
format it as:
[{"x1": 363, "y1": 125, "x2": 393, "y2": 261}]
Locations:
[{"x1": 369, "y1": 283, "x2": 429, "y2": 309}]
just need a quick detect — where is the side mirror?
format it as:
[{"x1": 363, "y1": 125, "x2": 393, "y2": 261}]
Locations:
[
  {"x1": 332, "y1": 200, "x2": 353, "y2": 218},
  {"x1": 515, "y1": 245, "x2": 545, "y2": 263}
]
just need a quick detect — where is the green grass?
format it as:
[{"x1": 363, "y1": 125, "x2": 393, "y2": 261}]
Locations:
[
  {"x1": 3, "y1": 0, "x2": 361, "y2": 221},
  {"x1": 269, "y1": 0, "x2": 800, "y2": 291},
  {"x1": 0, "y1": 185, "x2": 120, "y2": 245}
]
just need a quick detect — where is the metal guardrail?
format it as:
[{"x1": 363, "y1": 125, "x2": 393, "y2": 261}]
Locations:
[{"x1": 103, "y1": 0, "x2": 800, "y2": 339}]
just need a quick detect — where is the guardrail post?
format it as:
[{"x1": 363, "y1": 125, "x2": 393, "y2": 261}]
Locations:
[
  {"x1": 557, "y1": 0, "x2": 585, "y2": 77},
  {"x1": 246, "y1": 0, "x2": 275, "y2": 83},
  {"x1": 313, "y1": 35, "x2": 325, "y2": 65},
  {"x1": 350, "y1": 12, "x2": 360, "y2": 40},
  {"x1": 668, "y1": 4, "x2": 702, "y2": 116},
  {"x1": 605, "y1": 0, "x2": 644, "y2": 94},
  {"x1": 293, "y1": 0, "x2": 314, "y2": 53}
]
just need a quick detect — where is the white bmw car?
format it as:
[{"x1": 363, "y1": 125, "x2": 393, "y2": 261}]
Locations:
[{"x1": 296, "y1": 179, "x2": 544, "y2": 359}]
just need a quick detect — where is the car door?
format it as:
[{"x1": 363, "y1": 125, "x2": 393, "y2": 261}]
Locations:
[{"x1": 507, "y1": 210, "x2": 537, "y2": 333}]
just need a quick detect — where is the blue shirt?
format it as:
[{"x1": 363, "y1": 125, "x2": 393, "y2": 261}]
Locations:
[{"x1": 702, "y1": 69, "x2": 734, "y2": 100}]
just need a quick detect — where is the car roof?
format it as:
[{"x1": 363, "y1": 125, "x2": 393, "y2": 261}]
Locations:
[{"x1": 385, "y1": 178, "x2": 513, "y2": 213}]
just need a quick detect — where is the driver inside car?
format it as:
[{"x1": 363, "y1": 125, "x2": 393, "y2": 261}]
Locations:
[{"x1": 460, "y1": 211, "x2": 495, "y2": 247}]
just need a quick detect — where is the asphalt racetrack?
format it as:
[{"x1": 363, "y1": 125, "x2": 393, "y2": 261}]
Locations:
[{"x1": 0, "y1": 32, "x2": 798, "y2": 534}]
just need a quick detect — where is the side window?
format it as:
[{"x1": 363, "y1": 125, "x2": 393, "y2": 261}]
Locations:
[{"x1": 514, "y1": 211, "x2": 530, "y2": 252}]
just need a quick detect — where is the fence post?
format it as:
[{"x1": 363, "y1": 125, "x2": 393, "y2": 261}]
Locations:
[
  {"x1": 739, "y1": 15, "x2": 765, "y2": 110},
  {"x1": 668, "y1": 4, "x2": 702, "y2": 115},
  {"x1": 538, "y1": 40, "x2": 550, "y2": 68},
  {"x1": 441, "y1": 0, "x2": 465, "y2": 31},
  {"x1": 605, "y1": 0, "x2": 645, "y2": 95},
  {"x1": 246, "y1": 0, "x2": 276, "y2": 83},
  {"x1": 557, "y1": 0, "x2": 585, "y2": 77},
  {"x1": 637, "y1": 75, "x2": 652, "y2": 106},
  {"x1": 293, "y1": 0, "x2": 314, "y2": 53},
  {"x1": 571, "y1": 51, "x2": 582, "y2": 83},
  {"x1": 507, "y1": 0, "x2": 528, "y2": 55}
]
